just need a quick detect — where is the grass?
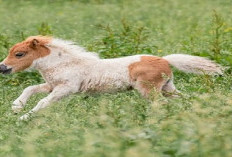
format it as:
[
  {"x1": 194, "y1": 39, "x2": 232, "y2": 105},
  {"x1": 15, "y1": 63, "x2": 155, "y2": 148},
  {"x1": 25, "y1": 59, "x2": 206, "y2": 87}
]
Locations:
[{"x1": 0, "y1": 0, "x2": 232, "y2": 156}]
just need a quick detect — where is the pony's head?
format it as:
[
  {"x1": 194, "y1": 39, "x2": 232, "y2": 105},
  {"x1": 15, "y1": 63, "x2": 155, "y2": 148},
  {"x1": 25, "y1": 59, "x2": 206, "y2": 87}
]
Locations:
[{"x1": 0, "y1": 36, "x2": 51, "y2": 74}]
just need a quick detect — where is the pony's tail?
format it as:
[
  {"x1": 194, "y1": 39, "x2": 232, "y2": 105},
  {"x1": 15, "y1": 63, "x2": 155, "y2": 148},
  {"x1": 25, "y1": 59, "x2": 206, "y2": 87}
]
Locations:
[{"x1": 163, "y1": 54, "x2": 223, "y2": 75}]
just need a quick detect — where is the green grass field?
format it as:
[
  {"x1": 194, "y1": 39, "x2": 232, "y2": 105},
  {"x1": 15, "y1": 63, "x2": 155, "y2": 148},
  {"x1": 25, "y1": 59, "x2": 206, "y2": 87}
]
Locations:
[{"x1": 0, "y1": 0, "x2": 232, "y2": 156}]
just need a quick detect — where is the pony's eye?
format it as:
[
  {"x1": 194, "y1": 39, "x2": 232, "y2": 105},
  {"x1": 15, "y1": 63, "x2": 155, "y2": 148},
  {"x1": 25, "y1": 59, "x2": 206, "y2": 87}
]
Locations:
[{"x1": 15, "y1": 52, "x2": 26, "y2": 58}]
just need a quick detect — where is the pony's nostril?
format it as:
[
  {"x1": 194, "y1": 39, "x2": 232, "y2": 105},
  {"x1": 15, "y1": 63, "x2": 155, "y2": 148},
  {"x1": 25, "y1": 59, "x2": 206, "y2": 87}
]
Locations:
[{"x1": 0, "y1": 64, "x2": 7, "y2": 71}]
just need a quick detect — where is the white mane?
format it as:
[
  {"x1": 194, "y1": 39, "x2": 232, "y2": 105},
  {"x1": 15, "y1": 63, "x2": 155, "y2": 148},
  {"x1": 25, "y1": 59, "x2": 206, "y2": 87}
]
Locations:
[{"x1": 47, "y1": 38, "x2": 99, "y2": 59}]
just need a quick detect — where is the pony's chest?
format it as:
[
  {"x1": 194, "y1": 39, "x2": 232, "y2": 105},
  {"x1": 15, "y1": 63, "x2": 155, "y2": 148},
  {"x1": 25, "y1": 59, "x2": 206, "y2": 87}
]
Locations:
[{"x1": 39, "y1": 69, "x2": 70, "y2": 87}]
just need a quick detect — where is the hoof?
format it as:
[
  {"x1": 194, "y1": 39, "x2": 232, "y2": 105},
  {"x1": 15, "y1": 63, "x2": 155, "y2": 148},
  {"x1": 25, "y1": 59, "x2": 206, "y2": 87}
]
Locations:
[
  {"x1": 19, "y1": 113, "x2": 30, "y2": 121},
  {"x1": 12, "y1": 105, "x2": 23, "y2": 113}
]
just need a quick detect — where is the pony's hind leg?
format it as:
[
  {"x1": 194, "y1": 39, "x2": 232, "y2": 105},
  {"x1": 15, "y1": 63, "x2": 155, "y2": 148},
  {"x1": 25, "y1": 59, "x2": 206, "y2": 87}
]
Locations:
[
  {"x1": 128, "y1": 56, "x2": 173, "y2": 98},
  {"x1": 162, "y1": 79, "x2": 180, "y2": 97},
  {"x1": 133, "y1": 76, "x2": 166, "y2": 98}
]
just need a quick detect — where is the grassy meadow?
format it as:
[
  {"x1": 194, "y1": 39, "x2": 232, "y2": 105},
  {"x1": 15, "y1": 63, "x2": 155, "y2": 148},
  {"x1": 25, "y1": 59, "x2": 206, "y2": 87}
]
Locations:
[{"x1": 0, "y1": 0, "x2": 232, "y2": 156}]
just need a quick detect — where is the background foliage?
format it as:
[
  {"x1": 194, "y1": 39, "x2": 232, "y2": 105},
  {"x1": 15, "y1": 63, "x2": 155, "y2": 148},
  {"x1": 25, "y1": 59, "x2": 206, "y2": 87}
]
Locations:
[{"x1": 0, "y1": 0, "x2": 231, "y2": 156}]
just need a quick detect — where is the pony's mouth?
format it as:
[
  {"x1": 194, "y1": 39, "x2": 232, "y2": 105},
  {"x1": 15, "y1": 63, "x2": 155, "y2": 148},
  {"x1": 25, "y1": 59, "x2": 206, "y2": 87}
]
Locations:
[
  {"x1": 0, "y1": 64, "x2": 12, "y2": 74},
  {"x1": 1, "y1": 68, "x2": 12, "y2": 74}
]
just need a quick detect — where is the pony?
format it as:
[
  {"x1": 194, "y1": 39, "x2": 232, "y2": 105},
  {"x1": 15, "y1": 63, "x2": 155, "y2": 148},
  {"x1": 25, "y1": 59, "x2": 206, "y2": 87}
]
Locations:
[{"x1": 0, "y1": 36, "x2": 222, "y2": 120}]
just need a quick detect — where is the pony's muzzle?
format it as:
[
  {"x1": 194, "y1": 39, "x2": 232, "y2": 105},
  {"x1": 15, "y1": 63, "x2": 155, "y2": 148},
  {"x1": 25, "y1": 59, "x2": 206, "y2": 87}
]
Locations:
[{"x1": 0, "y1": 64, "x2": 12, "y2": 74}]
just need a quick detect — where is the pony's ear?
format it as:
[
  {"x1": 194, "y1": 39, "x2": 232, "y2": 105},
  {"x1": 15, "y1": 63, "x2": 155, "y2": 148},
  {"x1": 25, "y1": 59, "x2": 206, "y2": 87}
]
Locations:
[{"x1": 30, "y1": 39, "x2": 39, "y2": 49}]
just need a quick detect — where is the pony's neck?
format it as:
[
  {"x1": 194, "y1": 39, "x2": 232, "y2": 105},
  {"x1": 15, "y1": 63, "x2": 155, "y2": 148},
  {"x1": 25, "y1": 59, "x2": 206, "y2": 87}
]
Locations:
[
  {"x1": 31, "y1": 39, "x2": 100, "y2": 72},
  {"x1": 46, "y1": 38, "x2": 99, "y2": 60}
]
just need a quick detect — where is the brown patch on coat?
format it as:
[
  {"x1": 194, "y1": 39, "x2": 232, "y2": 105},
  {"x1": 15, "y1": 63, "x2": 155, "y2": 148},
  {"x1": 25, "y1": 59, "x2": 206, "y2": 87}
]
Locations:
[
  {"x1": 3, "y1": 36, "x2": 52, "y2": 72},
  {"x1": 128, "y1": 56, "x2": 172, "y2": 96}
]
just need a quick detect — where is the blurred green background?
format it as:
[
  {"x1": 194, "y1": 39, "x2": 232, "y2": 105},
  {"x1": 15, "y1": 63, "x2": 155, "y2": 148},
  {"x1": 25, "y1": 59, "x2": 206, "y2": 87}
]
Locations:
[{"x1": 0, "y1": 0, "x2": 231, "y2": 157}]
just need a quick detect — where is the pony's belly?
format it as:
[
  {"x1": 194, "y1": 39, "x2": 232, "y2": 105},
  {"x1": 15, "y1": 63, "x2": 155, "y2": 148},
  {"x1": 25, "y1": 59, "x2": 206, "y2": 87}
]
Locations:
[{"x1": 79, "y1": 77, "x2": 131, "y2": 93}]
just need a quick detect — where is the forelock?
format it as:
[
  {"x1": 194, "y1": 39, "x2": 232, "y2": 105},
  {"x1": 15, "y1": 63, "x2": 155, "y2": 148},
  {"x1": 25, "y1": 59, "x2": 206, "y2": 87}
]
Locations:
[{"x1": 25, "y1": 36, "x2": 52, "y2": 45}]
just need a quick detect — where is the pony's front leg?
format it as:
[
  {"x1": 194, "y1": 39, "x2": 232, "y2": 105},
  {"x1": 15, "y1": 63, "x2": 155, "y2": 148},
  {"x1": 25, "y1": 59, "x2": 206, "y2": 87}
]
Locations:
[
  {"x1": 19, "y1": 85, "x2": 75, "y2": 121},
  {"x1": 12, "y1": 83, "x2": 52, "y2": 113}
]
